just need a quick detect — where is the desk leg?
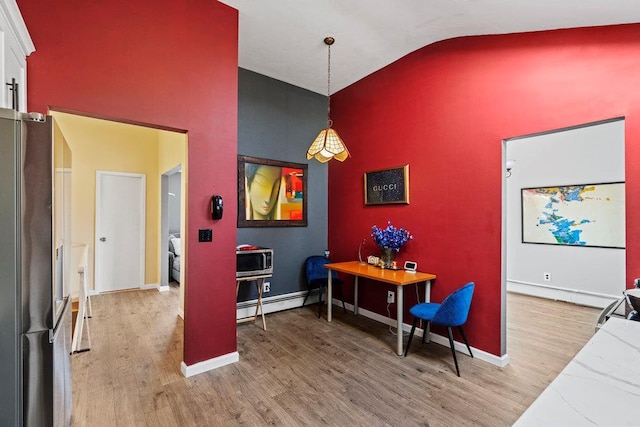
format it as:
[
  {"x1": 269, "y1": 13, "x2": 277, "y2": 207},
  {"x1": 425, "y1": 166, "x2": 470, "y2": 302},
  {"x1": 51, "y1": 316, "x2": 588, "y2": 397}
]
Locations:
[
  {"x1": 354, "y1": 276, "x2": 359, "y2": 315},
  {"x1": 424, "y1": 279, "x2": 431, "y2": 343},
  {"x1": 327, "y1": 272, "x2": 333, "y2": 322},
  {"x1": 397, "y1": 284, "x2": 403, "y2": 356}
]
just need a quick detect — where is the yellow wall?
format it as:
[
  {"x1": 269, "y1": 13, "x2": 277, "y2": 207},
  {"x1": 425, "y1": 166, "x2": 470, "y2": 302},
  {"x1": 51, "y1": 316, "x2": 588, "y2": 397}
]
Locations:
[
  {"x1": 52, "y1": 111, "x2": 185, "y2": 293},
  {"x1": 158, "y1": 130, "x2": 186, "y2": 173}
]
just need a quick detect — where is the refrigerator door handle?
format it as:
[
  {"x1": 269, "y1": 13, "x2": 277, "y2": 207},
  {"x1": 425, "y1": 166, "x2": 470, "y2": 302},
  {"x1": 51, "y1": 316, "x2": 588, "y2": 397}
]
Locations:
[{"x1": 49, "y1": 296, "x2": 70, "y2": 343}]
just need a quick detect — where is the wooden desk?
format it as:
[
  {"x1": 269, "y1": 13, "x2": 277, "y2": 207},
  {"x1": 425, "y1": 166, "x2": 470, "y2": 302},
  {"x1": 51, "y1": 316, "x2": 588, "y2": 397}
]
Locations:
[
  {"x1": 236, "y1": 274, "x2": 271, "y2": 330},
  {"x1": 325, "y1": 261, "x2": 436, "y2": 356}
]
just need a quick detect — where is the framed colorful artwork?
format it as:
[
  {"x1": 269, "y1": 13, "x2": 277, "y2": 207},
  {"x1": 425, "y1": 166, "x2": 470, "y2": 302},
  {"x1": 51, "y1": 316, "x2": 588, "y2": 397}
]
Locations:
[
  {"x1": 521, "y1": 181, "x2": 625, "y2": 248},
  {"x1": 238, "y1": 155, "x2": 308, "y2": 227}
]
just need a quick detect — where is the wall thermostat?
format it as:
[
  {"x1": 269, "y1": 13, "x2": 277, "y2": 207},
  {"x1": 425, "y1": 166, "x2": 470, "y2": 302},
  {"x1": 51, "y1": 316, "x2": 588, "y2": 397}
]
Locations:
[{"x1": 404, "y1": 261, "x2": 417, "y2": 273}]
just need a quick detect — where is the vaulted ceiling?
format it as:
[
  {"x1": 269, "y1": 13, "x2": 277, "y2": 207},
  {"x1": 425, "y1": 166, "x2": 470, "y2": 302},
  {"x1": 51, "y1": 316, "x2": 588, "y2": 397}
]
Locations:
[{"x1": 220, "y1": 0, "x2": 640, "y2": 94}]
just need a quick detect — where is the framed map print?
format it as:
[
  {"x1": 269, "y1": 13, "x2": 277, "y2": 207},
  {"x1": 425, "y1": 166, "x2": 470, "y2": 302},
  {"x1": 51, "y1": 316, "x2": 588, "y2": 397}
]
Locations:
[{"x1": 521, "y1": 182, "x2": 625, "y2": 249}]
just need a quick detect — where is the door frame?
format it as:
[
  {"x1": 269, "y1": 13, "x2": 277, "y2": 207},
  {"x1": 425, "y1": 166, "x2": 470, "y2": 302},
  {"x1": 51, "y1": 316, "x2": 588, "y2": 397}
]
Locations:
[
  {"x1": 95, "y1": 170, "x2": 146, "y2": 293},
  {"x1": 160, "y1": 164, "x2": 182, "y2": 291}
]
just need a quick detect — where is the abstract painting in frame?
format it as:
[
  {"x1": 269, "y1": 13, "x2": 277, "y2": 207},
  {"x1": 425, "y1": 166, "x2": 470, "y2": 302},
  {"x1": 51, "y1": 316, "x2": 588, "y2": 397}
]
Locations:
[
  {"x1": 238, "y1": 155, "x2": 308, "y2": 227},
  {"x1": 521, "y1": 181, "x2": 625, "y2": 248}
]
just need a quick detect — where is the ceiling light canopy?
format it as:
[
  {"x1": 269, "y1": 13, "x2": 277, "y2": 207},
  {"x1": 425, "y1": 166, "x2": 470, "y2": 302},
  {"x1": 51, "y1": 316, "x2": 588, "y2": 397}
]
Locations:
[{"x1": 307, "y1": 36, "x2": 350, "y2": 163}]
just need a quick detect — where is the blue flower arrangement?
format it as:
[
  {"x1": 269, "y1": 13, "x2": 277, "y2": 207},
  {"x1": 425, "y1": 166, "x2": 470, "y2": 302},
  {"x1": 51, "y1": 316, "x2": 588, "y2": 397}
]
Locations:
[{"x1": 371, "y1": 221, "x2": 413, "y2": 252}]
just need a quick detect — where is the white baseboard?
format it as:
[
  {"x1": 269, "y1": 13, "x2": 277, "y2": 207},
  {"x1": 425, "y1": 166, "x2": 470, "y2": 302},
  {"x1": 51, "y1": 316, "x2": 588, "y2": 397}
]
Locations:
[
  {"x1": 236, "y1": 290, "x2": 317, "y2": 319},
  {"x1": 178, "y1": 293, "x2": 314, "y2": 378},
  {"x1": 239, "y1": 292, "x2": 508, "y2": 368},
  {"x1": 425, "y1": 326, "x2": 510, "y2": 367},
  {"x1": 181, "y1": 351, "x2": 239, "y2": 377},
  {"x1": 141, "y1": 283, "x2": 158, "y2": 291},
  {"x1": 88, "y1": 283, "x2": 162, "y2": 295},
  {"x1": 333, "y1": 298, "x2": 509, "y2": 368},
  {"x1": 507, "y1": 280, "x2": 620, "y2": 309}
]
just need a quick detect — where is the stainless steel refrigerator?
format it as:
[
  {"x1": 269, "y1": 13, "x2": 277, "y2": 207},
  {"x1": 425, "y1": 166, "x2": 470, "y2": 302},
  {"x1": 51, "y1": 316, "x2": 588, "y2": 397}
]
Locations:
[{"x1": 0, "y1": 108, "x2": 72, "y2": 426}]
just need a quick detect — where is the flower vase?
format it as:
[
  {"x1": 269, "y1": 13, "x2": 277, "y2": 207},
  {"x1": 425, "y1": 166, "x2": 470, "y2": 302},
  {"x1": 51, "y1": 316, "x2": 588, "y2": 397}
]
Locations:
[{"x1": 380, "y1": 248, "x2": 395, "y2": 268}]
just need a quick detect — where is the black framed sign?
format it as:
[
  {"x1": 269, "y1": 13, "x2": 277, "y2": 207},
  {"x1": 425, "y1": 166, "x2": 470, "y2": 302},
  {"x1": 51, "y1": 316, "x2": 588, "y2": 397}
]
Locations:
[
  {"x1": 364, "y1": 165, "x2": 409, "y2": 205},
  {"x1": 238, "y1": 155, "x2": 308, "y2": 227}
]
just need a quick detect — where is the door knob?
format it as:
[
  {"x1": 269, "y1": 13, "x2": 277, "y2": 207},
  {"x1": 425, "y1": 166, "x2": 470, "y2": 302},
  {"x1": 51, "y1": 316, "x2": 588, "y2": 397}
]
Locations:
[{"x1": 99, "y1": 237, "x2": 106, "y2": 242}]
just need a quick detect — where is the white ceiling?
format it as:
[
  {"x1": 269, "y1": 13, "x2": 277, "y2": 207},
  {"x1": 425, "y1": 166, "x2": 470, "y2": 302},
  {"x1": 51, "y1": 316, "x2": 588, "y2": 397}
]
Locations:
[{"x1": 219, "y1": 0, "x2": 640, "y2": 95}]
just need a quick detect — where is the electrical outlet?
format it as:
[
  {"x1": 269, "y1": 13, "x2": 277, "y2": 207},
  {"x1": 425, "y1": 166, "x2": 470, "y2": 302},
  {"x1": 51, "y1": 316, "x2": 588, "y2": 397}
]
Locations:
[
  {"x1": 263, "y1": 282, "x2": 270, "y2": 293},
  {"x1": 387, "y1": 290, "x2": 395, "y2": 304},
  {"x1": 543, "y1": 272, "x2": 552, "y2": 282}
]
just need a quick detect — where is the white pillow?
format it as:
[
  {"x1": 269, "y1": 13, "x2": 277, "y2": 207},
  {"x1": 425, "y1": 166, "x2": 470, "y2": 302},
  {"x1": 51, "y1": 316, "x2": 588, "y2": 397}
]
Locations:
[{"x1": 171, "y1": 237, "x2": 182, "y2": 257}]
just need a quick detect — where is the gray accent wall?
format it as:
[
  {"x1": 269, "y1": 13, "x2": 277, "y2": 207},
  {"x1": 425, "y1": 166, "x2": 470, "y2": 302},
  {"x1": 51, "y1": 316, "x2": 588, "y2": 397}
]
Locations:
[{"x1": 237, "y1": 68, "x2": 329, "y2": 301}]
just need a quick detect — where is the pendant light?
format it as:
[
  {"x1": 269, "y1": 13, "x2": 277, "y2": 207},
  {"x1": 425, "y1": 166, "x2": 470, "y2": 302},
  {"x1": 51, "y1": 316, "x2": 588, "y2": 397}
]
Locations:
[{"x1": 306, "y1": 36, "x2": 350, "y2": 163}]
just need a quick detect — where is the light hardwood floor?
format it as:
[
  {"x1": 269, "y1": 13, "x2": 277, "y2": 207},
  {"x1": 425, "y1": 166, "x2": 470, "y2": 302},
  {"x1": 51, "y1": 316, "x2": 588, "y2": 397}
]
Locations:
[{"x1": 70, "y1": 286, "x2": 599, "y2": 426}]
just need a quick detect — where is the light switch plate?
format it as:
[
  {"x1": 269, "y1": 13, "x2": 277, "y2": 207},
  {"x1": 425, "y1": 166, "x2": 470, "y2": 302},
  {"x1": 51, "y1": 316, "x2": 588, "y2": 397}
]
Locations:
[{"x1": 198, "y1": 228, "x2": 212, "y2": 242}]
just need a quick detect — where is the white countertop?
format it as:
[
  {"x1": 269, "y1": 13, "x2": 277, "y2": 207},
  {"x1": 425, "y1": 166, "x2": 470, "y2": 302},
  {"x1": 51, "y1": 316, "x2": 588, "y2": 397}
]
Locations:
[{"x1": 514, "y1": 316, "x2": 640, "y2": 426}]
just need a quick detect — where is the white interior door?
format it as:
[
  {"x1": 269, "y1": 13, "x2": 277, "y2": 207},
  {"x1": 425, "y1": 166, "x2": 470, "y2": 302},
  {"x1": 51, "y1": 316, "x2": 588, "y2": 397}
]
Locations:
[{"x1": 95, "y1": 171, "x2": 145, "y2": 292}]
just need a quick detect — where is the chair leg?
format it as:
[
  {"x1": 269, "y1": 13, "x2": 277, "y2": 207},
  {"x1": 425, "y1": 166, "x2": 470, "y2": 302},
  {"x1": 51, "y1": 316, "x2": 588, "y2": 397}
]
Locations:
[
  {"x1": 317, "y1": 286, "x2": 324, "y2": 318},
  {"x1": 447, "y1": 327, "x2": 460, "y2": 377},
  {"x1": 457, "y1": 326, "x2": 473, "y2": 358},
  {"x1": 404, "y1": 318, "x2": 419, "y2": 357},
  {"x1": 422, "y1": 321, "x2": 430, "y2": 344},
  {"x1": 337, "y1": 283, "x2": 346, "y2": 313},
  {"x1": 302, "y1": 288, "x2": 312, "y2": 308}
]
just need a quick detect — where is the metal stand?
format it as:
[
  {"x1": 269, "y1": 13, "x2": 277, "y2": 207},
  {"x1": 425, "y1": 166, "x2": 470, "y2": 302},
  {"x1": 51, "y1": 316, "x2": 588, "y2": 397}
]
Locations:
[
  {"x1": 236, "y1": 274, "x2": 271, "y2": 330},
  {"x1": 72, "y1": 246, "x2": 92, "y2": 353}
]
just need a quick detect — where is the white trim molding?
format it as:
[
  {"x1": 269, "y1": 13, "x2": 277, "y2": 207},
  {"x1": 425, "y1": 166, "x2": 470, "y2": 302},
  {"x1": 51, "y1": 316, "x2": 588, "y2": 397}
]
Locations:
[
  {"x1": 239, "y1": 291, "x2": 508, "y2": 368},
  {"x1": 333, "y1": 298, "x2": 509, "y2": 368},
  {"x1": 0, "y1": 0, "x2": 34, "y2": 55},
  {"x1": 181, "y1": 352, "x2": 239, "y2": 378},
  {"x1": 236, "y1": 290, "x2": 318, "y2": 319},
  {"x1": 141, "y1": 283, "x2": 158, "y2": 291},
  {"x1": 507, "y1": 280, "x2": 620, "y2": 309}
]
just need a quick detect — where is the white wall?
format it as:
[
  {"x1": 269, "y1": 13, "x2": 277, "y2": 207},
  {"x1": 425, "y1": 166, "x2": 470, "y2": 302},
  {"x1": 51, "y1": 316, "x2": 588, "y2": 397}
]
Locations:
[{"x1": 506, "y1": 118, "x2": 625, "y2": 308}]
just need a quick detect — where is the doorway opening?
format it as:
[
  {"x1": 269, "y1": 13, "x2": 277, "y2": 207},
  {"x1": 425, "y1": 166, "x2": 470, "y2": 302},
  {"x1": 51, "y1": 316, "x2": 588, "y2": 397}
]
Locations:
[
  {"x1": 501, "y1": 117, "x2": 626, "y2": 359},
  {"x1": 161, "y1": 165, "x2": 184, "y2": 313},
  {"x1": 50, "y1": 108, "x2": 188, "y2": 323}
]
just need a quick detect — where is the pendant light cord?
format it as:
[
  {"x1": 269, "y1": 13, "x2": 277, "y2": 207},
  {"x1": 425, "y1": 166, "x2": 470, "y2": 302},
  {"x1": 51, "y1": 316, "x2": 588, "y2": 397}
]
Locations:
[{"x1": 326, "y1": 39, "x2": 332, "y2": 128}]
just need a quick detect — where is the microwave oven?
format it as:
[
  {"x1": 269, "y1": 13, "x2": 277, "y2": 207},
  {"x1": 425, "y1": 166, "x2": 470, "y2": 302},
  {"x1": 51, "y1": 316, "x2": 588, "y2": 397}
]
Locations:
[{"x1": 236, "y1": 247, "x2": 273, "y2": 277}]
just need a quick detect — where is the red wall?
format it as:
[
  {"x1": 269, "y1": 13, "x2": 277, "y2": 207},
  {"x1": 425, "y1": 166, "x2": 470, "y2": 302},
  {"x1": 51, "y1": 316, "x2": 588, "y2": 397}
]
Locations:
[
  {"x1": 329, "y1": 24, "x2": 640, "y2": 356},
  {"x1": 18, "y1": 0, "x2": 239, "y2": 365}
]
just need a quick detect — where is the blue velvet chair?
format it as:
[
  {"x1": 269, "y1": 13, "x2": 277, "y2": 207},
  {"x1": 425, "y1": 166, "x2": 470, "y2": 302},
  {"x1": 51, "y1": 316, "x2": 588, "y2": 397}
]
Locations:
[
  {"x1": 404, "y1": 282, "x2": 475, "y2": 376},
  {"x1": 302, "y1": 256, "x2": 346, "y2": 318}
]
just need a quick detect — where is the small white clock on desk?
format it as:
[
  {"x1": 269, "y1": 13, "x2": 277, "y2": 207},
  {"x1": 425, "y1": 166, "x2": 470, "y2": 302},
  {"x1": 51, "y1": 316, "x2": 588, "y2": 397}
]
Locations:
[{"x1": 404, "y1": 260, "x2": 417, "y2": 273}]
